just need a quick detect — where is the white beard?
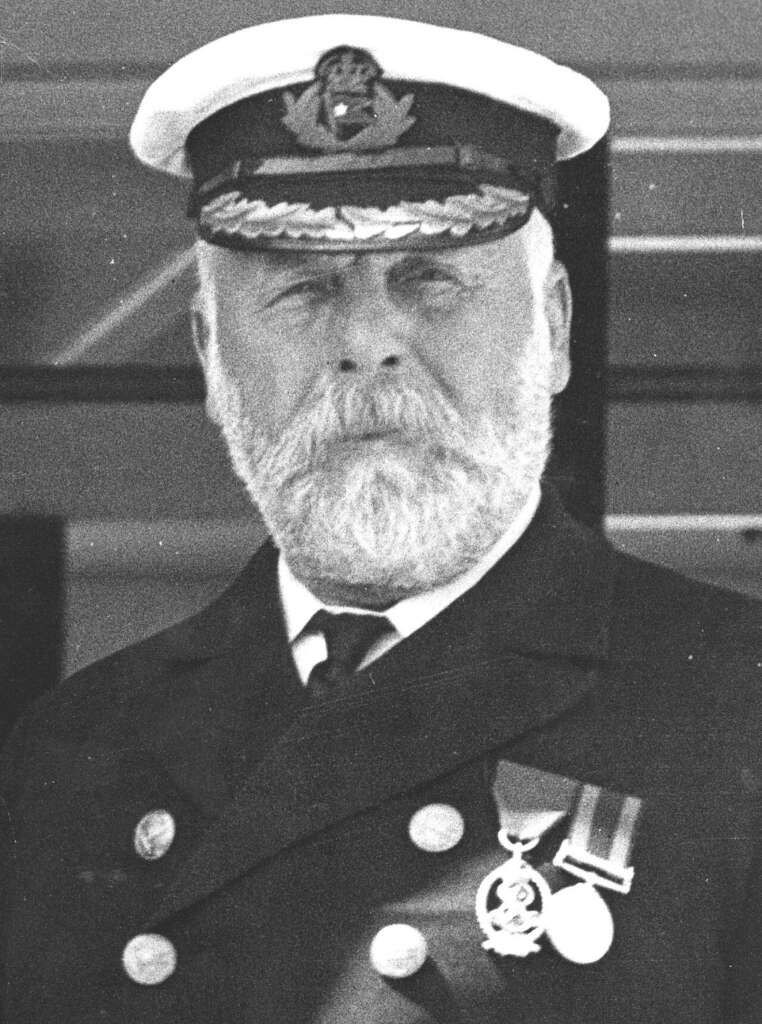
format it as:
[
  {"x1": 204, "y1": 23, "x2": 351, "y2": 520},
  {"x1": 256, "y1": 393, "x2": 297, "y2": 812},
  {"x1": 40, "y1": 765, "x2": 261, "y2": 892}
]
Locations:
[{"x1": 205, "y1": 343, "x2": 554, "y2": 604}]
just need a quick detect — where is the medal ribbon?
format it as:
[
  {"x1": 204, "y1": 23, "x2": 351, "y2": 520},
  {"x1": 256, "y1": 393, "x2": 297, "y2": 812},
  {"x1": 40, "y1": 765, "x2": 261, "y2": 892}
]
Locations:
[
  {"x1": 491, "y1": 760, "x2": 578, "y2": 842},
  {"x1": 491, "y1": 761, "x2": 643, "y2": 893},
  {"x1": 553, "y1": 783, "x2": 642, "y2": 892}
]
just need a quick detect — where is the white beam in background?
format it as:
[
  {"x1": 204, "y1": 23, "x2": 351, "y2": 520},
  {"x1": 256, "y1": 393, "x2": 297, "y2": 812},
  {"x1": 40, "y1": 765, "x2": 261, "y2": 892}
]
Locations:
[
  {"x1": 612, "y1": 136, "x2": 762, "y2": 154},
  {"x1": 609, "y1": 236, "x2": 762, "y2": 253},
  {"x1": 607, "y1": 514, "x2": 762, "y2": 532},
  {"x1": 66, "y1": 519, "x2": 266, "y2": 576},
  {"x1": 608, "y1": 515, "x2": 762, "y2": 600},
  {"x1": 65, "y1": 516, "x2": 762, "y2": 577},
  {"x1": 51, "y1": 248, "x2": 196, "y2": 365}
]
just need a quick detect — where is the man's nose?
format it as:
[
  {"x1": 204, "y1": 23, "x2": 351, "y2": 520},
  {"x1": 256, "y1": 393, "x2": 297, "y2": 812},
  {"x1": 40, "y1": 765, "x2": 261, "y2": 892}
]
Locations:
[{"x1": 327, "y1": 286, "x2": 409, "y2": 373}]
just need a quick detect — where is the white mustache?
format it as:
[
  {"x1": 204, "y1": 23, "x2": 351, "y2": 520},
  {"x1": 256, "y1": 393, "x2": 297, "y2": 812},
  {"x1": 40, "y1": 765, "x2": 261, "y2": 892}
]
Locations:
[{"x1": 283, "y1": 375, "x2": 468, "y2": 466}]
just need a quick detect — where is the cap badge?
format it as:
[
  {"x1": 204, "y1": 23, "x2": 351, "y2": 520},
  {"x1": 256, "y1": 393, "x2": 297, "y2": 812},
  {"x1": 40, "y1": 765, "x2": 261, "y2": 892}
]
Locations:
[{"x1": 282, "y1": 46, "x2": 415, "y2": 153}]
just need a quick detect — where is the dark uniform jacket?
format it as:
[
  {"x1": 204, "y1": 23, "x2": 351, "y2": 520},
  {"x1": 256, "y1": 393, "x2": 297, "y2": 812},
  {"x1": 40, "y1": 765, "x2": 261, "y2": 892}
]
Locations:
[{"x1": 1, "y1": 490, "x2": 761, "y2": 1023}]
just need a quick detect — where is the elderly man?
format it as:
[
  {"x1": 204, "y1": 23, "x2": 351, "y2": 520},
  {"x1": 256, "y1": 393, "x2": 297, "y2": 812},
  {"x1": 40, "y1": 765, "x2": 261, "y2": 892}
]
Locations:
[{"x1": 1, "y1": 15, "x2": 760, "y2": 1024}]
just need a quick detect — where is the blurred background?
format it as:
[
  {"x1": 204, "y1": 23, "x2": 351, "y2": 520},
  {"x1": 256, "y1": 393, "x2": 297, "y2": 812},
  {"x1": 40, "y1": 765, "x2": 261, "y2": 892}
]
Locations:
[{"x1": 0, "y1": 0, "x2": 760, "y2": 734}]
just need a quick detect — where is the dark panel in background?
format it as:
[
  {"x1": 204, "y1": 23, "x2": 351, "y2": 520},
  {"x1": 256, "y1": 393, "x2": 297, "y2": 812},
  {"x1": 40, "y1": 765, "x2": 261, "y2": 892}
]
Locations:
[
  {"x1": 0, "y1": 517, "x2": 64, "y2": 741},
  {"x1": 609, "y1": 253, "x2": 761, "y2": 368},
  {"x1": 547, "y1": 140, "x2": 608, "y2": 526},
  {"x1": 0, "y1": 139, "x2": 190, "y2": 366}
]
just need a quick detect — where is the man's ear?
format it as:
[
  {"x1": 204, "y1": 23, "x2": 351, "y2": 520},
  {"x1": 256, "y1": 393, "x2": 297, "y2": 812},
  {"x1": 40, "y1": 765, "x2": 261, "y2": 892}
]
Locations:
[
  {"x1": 544, "y1": 259, "x2": 572, "y2": 395},
  {"x1": 190, "y1": 289, "x2": 212, "y2": 370},
  {"x1": 190, "y1": 290, "x2": 221, "y2": 424}
]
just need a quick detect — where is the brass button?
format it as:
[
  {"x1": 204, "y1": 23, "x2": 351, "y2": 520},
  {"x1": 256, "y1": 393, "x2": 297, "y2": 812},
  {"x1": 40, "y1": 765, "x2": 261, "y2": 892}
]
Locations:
[
  {"x1": 408, "y1": 803, "x2": 464, "y2": 853},
  {"x1": 134, "y1": 809, "x2": 176, "y2": 861},
  {"x1": 122, "y1": 933, "x2": 177, "y2": 985},
  {"x1": 369, "y1": 924, "x2": 428, "y2": 978}
]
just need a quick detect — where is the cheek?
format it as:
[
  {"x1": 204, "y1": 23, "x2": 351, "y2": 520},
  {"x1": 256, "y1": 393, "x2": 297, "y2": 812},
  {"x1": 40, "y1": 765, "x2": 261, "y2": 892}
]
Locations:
[
  {"x1": 213, "y1": 303, "x2": 316, "y2": 433},
  {"x1": 424, "y1": 286, "x2": 540, "y2": 420}
]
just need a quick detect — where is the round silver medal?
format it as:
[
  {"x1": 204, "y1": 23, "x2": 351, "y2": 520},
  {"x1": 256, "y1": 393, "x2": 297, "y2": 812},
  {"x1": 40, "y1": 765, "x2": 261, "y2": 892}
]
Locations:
[{"x1": 543, "y1": 882, "x2": 615, "y2": 963}]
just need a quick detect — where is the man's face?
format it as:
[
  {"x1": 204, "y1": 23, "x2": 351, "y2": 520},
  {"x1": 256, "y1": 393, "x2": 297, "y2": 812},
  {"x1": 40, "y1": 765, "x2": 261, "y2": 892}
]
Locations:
[{"x1": 195, "y1": 212, "x2": 571, "y2": 606}]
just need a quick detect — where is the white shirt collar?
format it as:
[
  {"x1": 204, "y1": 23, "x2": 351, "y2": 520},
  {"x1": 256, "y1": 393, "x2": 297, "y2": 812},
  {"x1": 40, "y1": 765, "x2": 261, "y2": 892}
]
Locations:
[{"x1": 279, "y1": 483, "x2": 541, "y2": 679}]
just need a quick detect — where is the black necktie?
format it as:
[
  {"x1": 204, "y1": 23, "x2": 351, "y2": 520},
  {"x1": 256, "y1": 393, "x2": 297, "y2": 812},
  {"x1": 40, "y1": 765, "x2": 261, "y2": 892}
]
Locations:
[{"x1": 306, "y1": 609, "x2": 391, "y2": 696}]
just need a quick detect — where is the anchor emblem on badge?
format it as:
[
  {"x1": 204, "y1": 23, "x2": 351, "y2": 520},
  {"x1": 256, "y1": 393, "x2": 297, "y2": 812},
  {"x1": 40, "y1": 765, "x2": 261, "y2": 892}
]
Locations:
[{"x1": 475, "y1": 830, "x2": 552, "y2": 957}]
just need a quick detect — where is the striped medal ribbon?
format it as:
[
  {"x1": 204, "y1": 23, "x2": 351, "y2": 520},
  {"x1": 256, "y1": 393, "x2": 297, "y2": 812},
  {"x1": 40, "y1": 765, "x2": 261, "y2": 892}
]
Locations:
[{"x1": 476, "y1": 761, "x2": 642, "y2": 963}]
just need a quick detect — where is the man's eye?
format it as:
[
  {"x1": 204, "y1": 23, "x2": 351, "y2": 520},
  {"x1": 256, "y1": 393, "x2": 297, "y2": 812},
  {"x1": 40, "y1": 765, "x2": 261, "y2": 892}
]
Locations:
[
  {"x1": 266, "y1": 279, "x2": 331, "y2": 307},
  {"x1": 405, "y1": 267, "x2": 451, "y2": 284},
  {"x1": 393, "y1": 263, "x2": 460, "y2": 294}
]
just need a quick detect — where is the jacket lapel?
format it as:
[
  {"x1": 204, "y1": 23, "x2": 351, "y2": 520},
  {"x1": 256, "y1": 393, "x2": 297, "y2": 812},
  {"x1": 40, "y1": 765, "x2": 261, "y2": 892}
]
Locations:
[
  {"x1": 137, "y1": 540, "x2": 309, "y2": 813},
  {"x1": 143, "y1": 489, "x2": 614, "y2": 928}
]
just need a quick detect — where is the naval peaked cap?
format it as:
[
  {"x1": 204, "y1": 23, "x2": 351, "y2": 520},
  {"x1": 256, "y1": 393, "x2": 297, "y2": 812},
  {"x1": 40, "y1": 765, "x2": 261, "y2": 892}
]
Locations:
[{"x1": 130, "y1": 15, "x2": 610, "y2": 251}]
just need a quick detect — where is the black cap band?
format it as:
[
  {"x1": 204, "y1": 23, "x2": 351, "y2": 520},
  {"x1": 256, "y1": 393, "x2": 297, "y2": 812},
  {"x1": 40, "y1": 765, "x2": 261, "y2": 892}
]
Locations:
[{"x1": 188, "y1": 81, "x2": 558, "y2": 206}]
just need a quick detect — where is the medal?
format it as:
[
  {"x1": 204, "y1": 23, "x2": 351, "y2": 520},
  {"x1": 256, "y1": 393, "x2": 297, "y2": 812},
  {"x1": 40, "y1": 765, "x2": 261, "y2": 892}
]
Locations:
[
  {"x1": 477, "y1": 761, "x2": 643, "y2": 964},
  {"x1": 476, "y1": 831, "x2": 552, "y2": 956},
  {"x1": 543, "y1": 882, "x2": 614, "y2": 963}
]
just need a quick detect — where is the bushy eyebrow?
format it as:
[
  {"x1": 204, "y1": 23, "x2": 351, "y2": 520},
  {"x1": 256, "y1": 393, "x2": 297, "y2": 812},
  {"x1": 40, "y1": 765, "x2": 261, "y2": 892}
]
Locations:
[
  {"x1": 251, "y1": 247, "x2": 486, "y2": 287},
  {"x1": 389, "y1": 252, "x2": 457, "y2": 274},
  {"x1": 388, "y1": 251, "x2": 488, "y2": 291},
  {"x1": 259, "y1": 251, "x2": 361, "y2": 274}
]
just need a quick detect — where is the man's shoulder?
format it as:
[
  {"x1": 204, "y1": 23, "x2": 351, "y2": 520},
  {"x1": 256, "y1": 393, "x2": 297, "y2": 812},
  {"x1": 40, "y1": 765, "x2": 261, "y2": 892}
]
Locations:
[
  {"x1": 610, "y1": 544, "x2": 761, "y2": 640},
  {"x1": 512, "y1": 491, "x2": 759, "y2": 671},
  {"x1": 604, "y1": 544, "x2": 761, "y2": 706},
  {"x1": 62, "y1": 615, "x2": 189, "y2": 710},
  {"x1": 11, "y1": 605, "x2": 209, "y2": 754},
  {"x1": 5, "y1": 541, "x2": 281, "y2": 753}
]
